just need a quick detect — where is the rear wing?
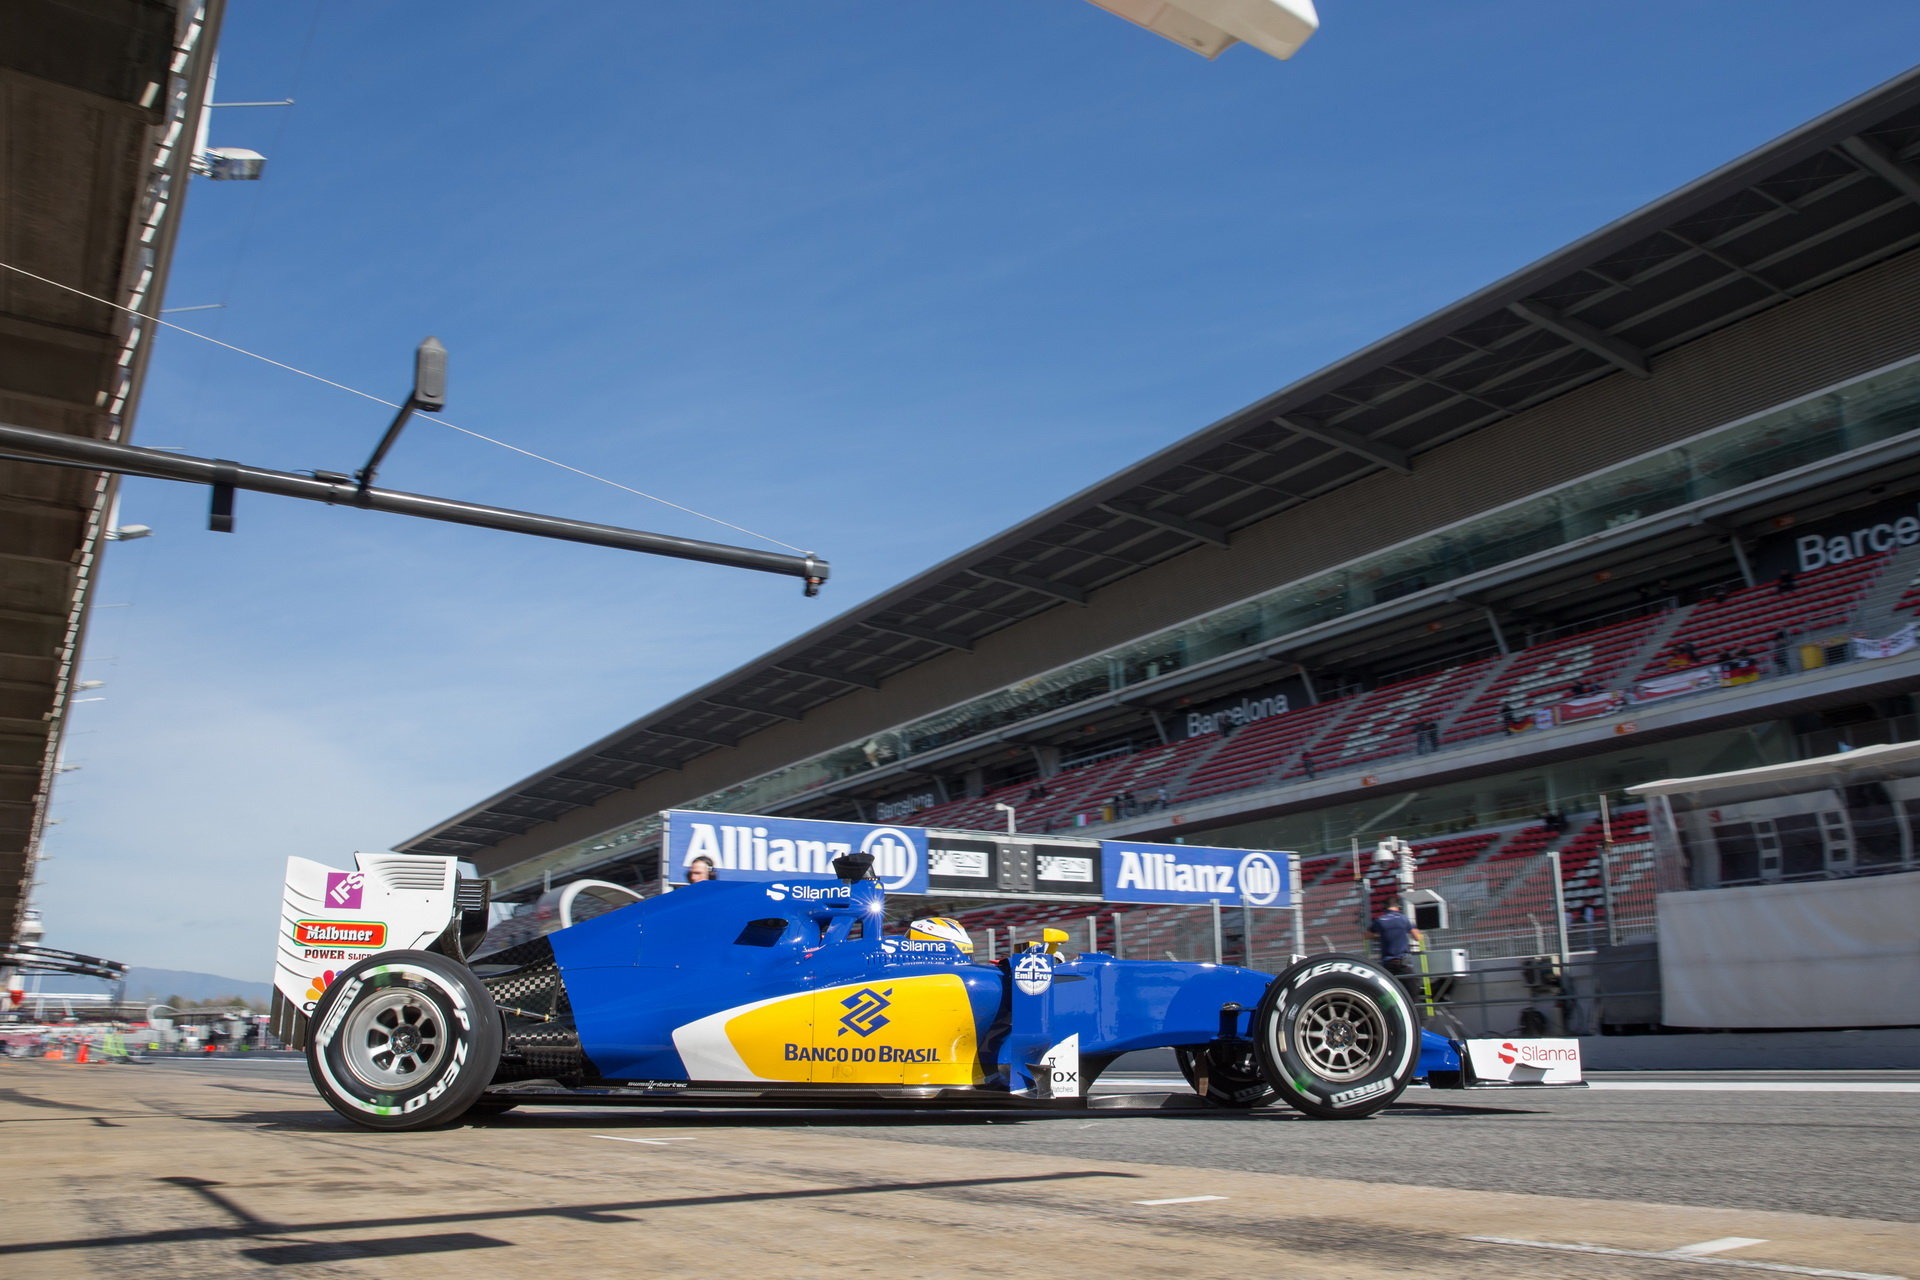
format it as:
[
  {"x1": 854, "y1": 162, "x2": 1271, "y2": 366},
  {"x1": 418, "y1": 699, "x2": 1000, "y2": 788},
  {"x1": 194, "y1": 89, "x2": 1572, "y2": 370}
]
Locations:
[{"x1": 270, "y1": 853, "x2": 488, "y2": 1048}]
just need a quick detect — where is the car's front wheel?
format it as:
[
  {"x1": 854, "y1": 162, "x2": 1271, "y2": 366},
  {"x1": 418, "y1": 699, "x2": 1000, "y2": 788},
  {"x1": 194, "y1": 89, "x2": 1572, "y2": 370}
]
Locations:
[
  {"x1": 1252, "y1": 954, "x2": 1418, "y2": 1119},
  {"x1": 306, "y1": 950, "x2": 502, "y2": 1131}
]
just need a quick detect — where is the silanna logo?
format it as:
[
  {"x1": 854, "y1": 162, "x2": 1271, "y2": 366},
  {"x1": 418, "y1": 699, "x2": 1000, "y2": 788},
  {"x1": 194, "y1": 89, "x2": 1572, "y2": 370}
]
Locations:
[
  {"x1": 838, "y1": 988, "x2": 892, "y2": 1037},
  {"x1": 1496, "y1": 1041, "x2": 1578, "y2": 1065}
]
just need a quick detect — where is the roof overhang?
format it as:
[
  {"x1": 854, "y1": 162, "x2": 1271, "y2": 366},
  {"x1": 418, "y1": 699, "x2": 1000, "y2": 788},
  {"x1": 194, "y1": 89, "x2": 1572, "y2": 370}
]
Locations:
[
  {"x1": 0, "y1": 0, "x2": 225, "y2": 949},
  {"x1": 403, "y1": 63, "x2": 1920, "y2": 860}
]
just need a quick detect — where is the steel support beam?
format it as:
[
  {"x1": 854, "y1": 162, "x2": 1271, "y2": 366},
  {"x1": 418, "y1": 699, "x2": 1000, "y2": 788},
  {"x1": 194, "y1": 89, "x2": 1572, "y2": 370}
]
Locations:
[
  {"x1": 969, "y1": 567, "x2": 1087, "y2": 605},
  {"x1": 1271, "y1": 416, "x2": 1412, "y2": 475},
  {"x1": 649, "y1": 726, "x2": 739, "y2": 750},
  {"x1": 1840, "y1": 135, "x2": 1920, "y2": 207},
  {"x1": 0, "y1": 421, "x2": 828, "y2": 586},
  {"x1": 773, "y1": 662, "x2": 881, "y2": 691},
  {"x1": 1482, "y1": 607, "x2": 1510, "y2": 656},
  {"x1": 861, "y1": 619, "x2": 975, "y2": 653},
  {"x1": 1098, "y1": 497, "x2": 1230, "y2": 547},
  {"x1": 1507, "y1": 300, "x2": 1652, "y2": 378},
  {"x1": 703, "y1": 696, "x2": 803, "y2": 722}
]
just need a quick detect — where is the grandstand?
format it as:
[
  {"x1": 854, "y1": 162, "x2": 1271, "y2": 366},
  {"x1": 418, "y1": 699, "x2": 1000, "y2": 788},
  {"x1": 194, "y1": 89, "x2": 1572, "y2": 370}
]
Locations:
[{"x1": 406, "y1": 70, "x2": 1920, "y2": 1004}]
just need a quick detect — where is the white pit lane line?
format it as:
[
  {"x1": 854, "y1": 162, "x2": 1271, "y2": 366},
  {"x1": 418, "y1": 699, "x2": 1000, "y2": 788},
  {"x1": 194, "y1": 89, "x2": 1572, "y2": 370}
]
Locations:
[
  {"x1": 1675, "y1": 1240, "x2": 1771, "y2": 1257},
  {"x1": 1465, "y1": 1237, "x2": 1907, "y2": 1280},
  {"x1": 1108, "y1": 1075, "x2": 1920, "y2": 1095},
  {"x1": 593, "y1": 1135, "x2": 697, "y2": 1146},
  {"x1": 1133, "y1": 1196, "x2": 1228, "y2": 1206}
]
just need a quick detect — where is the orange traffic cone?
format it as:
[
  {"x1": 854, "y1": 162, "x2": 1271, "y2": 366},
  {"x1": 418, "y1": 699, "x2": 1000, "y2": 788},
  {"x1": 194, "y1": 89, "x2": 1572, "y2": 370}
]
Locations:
[{"x1": 74, "y1": 1043, "x2": 89, "y2": 1065}]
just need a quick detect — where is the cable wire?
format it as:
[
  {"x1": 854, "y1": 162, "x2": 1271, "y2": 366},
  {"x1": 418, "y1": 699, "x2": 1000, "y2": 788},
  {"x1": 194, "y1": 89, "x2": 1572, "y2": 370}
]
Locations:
[{"x1": 0, "y1": 258, "x2": 811, "y2": 554}]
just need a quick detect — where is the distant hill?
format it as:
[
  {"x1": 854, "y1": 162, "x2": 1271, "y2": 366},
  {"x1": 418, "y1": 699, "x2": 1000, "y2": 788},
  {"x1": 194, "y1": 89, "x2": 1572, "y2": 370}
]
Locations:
[
  {"x1": 16, "y1": 967, "x2": 270, "y2": 1011},
  {"x1": 120, "y1": 968, "x2": 271, "y2": 1005}
]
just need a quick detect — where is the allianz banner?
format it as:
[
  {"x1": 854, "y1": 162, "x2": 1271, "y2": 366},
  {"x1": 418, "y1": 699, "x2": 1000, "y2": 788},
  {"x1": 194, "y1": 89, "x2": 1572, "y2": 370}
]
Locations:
[
  {"x1": 664, "y1": 810, "x2": 928, "y2": 894},
  {"x1": 1100, "y1": 839, "x2": 1293, "y2": 906}
]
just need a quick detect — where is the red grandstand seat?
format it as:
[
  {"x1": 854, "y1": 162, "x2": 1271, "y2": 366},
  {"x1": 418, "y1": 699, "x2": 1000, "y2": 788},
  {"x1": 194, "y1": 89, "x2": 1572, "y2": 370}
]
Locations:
[{"x1": 1447, "y1": 612, "x2": 1664, "y2": 744}]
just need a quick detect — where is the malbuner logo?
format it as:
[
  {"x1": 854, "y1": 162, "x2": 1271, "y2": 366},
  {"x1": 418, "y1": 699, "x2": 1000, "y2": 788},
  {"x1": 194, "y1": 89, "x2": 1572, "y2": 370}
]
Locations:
[{"x1": 293, "y1": 920, "x2": 388, "y2": 948}]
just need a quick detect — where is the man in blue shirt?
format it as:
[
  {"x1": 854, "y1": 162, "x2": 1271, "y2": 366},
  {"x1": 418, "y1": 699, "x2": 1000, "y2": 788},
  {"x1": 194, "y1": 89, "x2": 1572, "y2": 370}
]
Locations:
[
  {"x1": 1370, "y1": 902, "x2": 1424, "y2": 1022},
  {"x1": 1369, "y1": 903, "x2": 1421, "y2": 977}
]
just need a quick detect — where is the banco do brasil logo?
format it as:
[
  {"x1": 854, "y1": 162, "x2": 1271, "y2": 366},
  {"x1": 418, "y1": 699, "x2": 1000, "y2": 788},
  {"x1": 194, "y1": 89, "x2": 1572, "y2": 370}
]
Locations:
[{"x1": 838, "y1": 987, "x2": 892, "y2": 1037}]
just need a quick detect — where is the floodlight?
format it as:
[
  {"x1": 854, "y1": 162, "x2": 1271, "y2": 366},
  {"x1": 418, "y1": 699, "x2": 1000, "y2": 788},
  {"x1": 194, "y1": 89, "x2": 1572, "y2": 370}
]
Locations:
[
  {"x1": 1081, "y1": 0, "x2": 1318, "y2": 61},
  {"x1": 205, "y1": 147, "x2": 266, "y2": 180}
]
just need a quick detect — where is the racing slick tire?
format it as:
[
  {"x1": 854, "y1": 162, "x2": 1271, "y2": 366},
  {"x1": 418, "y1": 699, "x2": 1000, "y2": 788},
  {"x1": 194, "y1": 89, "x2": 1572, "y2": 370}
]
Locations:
[
  {"x1": 1175, "y1": 1043, "x2": 1277, "y2": 1108},
  {"x1": 306, "y1": 949, "x2": 503, "y2": 1131},
  {"x1": 1252, "y1": 954, "x2": 1418, "y2": 1120}
]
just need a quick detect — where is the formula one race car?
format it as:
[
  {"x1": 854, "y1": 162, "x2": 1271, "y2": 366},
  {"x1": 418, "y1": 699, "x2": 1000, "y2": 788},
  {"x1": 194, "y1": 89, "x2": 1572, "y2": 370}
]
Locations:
[{"x1": 272, "y1": 850, "x2": 1582, "y2": 1131}]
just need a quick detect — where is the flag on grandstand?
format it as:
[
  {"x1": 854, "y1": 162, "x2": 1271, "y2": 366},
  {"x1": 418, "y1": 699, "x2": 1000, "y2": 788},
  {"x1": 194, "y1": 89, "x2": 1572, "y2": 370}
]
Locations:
[
  {"x1": 1854, "y1": 622, "x2": 1918, "y2": 661},
  {"x1": 1631, "y1": 667, "x2": 1724, "y2": 703},
  {"x1": 1555, "y1": 691, "x2": 1625, "y2": 724}
]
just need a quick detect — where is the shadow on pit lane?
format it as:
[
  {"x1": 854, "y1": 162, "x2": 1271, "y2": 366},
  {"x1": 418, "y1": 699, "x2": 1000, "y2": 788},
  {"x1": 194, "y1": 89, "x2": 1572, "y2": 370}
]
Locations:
[
  {"x1": 0, "y1": 1169, "x2": 1135, "y2": 1262},
  {"x1": 218, "y1": 1096, "x2": 1538, "y2": 1136},
  {"x1": 451, "y1": 1097, "x2": 1538, "y2": 1128}
]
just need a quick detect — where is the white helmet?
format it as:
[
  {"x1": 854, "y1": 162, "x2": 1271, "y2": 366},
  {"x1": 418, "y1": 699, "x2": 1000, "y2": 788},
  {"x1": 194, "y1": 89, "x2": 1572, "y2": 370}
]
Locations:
[{"x1": 906, "y1": 916, "x2": 973, "y2": 953}]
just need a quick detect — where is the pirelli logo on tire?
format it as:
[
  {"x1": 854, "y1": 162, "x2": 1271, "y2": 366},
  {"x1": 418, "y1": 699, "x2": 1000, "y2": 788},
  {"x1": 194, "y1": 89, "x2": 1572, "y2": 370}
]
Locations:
[{"x1": 1327, "y1": 1077, "x2": 1394, "y2": 1107}]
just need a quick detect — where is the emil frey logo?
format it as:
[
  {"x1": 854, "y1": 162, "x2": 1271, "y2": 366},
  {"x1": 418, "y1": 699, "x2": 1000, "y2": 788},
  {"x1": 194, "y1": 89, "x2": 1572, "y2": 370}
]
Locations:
[
  {"x1": 838, "y1": 988, "x2": 892, "y2": 1038},
  {"x1": 1013, "y1": 952, "x2": 1053, "y2": 996},
  {"x1": 324, "y1": 871, "x2": 364, "y2": 911}
]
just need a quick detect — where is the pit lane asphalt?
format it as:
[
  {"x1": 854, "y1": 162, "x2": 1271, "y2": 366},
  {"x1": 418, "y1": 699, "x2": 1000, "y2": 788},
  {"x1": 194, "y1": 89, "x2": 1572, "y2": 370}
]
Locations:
[
  {"x1": 139, "y1": 1057, "x2": 1920, "y2": 1223},
  {"x1": 8, "y1": 1058, "x2": 1916, "y2": 1280}
]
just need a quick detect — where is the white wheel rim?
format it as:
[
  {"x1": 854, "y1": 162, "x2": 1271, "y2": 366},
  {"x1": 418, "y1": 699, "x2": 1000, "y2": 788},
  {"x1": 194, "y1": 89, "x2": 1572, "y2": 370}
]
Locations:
[
  {"x1": 342, "y1": 989, "x2": 444, "y2": 1089},
  {"x1": 1294, "y1": 988, "x2": 1387, "y2": 1083}
]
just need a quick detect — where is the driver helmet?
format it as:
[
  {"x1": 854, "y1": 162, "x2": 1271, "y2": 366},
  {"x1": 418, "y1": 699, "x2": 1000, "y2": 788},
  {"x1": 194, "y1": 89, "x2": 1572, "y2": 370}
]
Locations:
[{"x1": 906, "y1": 916, "x2": 974, "y2": 953}]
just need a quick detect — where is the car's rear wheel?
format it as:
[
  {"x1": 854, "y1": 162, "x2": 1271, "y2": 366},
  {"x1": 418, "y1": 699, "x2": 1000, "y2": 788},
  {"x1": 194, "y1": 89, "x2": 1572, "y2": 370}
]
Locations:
[
  {"x1": 1252, "y1": 954, "x2": 1417, "y2": 1119},
  {"x1": 1175, "y1": 1043, "x2": 1276, "y2": 1107},
  {"x1": 307, "y1": 950, "x2": 502, "y2": 1131}
]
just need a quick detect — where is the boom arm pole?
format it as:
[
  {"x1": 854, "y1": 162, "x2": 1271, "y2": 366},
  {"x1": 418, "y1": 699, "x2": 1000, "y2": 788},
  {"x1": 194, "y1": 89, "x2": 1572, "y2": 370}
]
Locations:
[{"x1": 0, "y1": 420, "x2": 827, "y2": 585}]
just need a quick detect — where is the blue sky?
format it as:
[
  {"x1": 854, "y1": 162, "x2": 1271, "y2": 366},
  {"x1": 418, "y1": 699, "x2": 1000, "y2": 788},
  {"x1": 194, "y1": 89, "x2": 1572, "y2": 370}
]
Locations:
[{"x1": 37, "y1": 2, "x2": 1920, "y2": 979}]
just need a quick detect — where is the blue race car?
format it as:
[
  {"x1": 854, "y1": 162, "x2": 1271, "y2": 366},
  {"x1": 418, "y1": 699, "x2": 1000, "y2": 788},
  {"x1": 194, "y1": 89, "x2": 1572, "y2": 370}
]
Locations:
[{"x1": 277, "y1": 850, "x2": 1575, "y2": 1131}]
